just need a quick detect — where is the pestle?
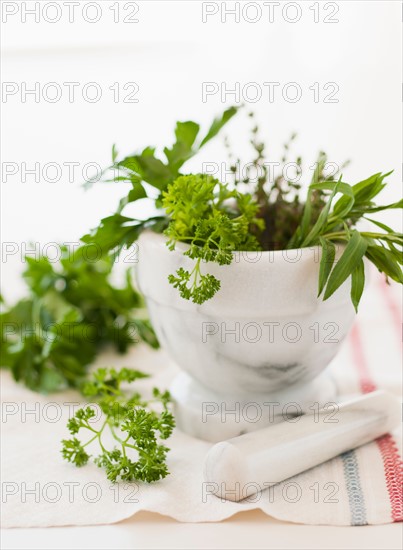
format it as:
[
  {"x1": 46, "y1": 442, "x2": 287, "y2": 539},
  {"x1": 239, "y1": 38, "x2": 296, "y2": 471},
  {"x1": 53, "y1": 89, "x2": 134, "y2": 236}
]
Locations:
[{"x1": 203, "y1": 390, "x2": 401, "y2": 502}]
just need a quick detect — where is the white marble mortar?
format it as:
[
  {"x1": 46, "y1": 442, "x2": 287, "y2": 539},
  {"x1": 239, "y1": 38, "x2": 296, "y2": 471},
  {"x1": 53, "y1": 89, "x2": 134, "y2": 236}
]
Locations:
[{"x1": 136, "y1": 231, "x2": 358, "y2": 442}]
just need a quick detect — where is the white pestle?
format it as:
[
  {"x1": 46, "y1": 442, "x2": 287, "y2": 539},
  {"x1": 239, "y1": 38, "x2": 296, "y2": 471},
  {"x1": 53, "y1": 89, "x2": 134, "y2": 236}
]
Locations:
[{"x1": 203, "y1": 390, "x2": 401, "y2": 502}]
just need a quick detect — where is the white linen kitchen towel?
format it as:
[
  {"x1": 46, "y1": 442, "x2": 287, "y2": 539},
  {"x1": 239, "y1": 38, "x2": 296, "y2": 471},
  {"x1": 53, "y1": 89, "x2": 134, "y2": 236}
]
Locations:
[{"x1": 1, "y1": 275, "x2": 402, "y2": 527}]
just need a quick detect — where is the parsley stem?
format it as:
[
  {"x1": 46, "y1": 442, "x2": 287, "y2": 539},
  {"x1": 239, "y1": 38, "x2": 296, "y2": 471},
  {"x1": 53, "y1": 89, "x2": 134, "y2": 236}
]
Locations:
[
  {"x1": 82, "y1": 432, "x2": 99, "y2": 448},
  {"x1": 82, "y1": 422, "x2": 99, "y2": 434},
  {"x1": 109, "y1": 423, "x2": 124, "y2": 444},
  {"x1": 108, "y1": 423, "x2": 144, "y2": 456},
  {"x1": 97, "y1": 419, "x2": 108, "y2": 453}
]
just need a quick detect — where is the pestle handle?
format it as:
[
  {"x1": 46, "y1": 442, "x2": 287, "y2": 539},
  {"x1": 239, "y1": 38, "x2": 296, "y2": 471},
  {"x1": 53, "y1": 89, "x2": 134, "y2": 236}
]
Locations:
[{"x1": 203, "y1": 390, "x2": 401, "y2": 502}]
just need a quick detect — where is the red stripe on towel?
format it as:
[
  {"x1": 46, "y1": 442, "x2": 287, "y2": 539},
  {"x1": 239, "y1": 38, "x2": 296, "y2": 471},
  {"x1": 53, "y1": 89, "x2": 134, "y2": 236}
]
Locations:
[
  {"x1": 377, "y1": 434, "x2": 403, "y2": 522},
  {"x1": 350, "y1": 322, "x2": 403, "y2": 522},
  {"x1": 350, "y1": 324, "x2": 376, "y2": 394}
]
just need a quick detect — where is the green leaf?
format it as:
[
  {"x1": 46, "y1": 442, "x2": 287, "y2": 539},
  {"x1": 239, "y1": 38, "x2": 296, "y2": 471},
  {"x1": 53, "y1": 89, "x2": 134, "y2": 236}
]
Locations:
[
  {"x1": 164, "y1": 121, "x2": 200, "y2": 170},
  {"x1": 81, "y1": 215, "x2": 143, "y2": 254},
  {"x1": 22, "y1": 256, "x2": 57, "y2": 296},
  {"x1": 296, "y1": 188, "x2": 313, "y2": 245},
  {"x1": 199, "y1": 106, "x2": 238, "y2": 147},
  {"x1": 328, "y1": 182, "x2": 355, "y2": 219},
  {"x1": 363, "y1": 217, "x2": 395, "y2": 233},
  {"x1": 127, "y1": 182, "x2": 147, "y2": 202},
  {"x1": 361, "y1": 232, "x2": 402, "y2": 244},
  {"x1": 358, "y1": 200, "x2": 403, "y2": 213},
  {"x1": 350, "y1": 259, "x2": 365, "y2": 312},
  {"x1": 365, "y1": 245, "x2": 403, "y2": 284},
  {"x1": 117, "y1": 182, "x2": 147, "y2": 213},
  {"x1": 310, "y1": 151, "x2": 328, "y2": 184},
  {"x1": 386, "y1": 242, "x2": 403, "y2": 265},
  {"x1": 127, "y1": 155, "x2": 174, "y2": 191},
  {"x1": 318, "y1": 238, "x2": 336, "y2": 296},
  {"x1": 323, "y1": 230, "x2": 368, "y2": 300},
  {"x1": 112, "y1": 144, "x2": 118, "y2": 163},
  {"x1": 302, "y1": 179, "x2": 342, "y2": 247},
  {"x1": 352, "y1": 171, "x2": 392, "y2": 204}
]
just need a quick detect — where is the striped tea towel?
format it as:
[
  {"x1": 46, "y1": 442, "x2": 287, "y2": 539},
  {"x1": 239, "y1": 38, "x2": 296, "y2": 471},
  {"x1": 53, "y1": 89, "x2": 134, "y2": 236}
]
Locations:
[{"x1": 1, "y1": 273, "x2": 402, "y2": 527}]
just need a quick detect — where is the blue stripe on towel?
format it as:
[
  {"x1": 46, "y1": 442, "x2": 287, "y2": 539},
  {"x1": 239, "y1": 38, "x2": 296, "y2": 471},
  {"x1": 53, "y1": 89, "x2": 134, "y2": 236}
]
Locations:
[{"x1": 341, "y1": 450, "x2": 368, "y2": 525}]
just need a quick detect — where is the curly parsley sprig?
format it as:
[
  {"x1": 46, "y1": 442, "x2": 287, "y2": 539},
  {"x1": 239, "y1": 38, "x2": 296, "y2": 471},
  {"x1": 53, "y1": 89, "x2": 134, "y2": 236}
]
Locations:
[
  {"x1": 61, "y1": 367, "x2": 175, "y2": 483},
  {"x1": 162, "y1": 174, "x2": 264, "y2": 304}
]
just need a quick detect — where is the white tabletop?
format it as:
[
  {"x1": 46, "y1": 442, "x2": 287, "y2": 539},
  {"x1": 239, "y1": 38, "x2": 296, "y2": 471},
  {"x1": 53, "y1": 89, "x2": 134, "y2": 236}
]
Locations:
[{"x1": 2, "y1": 510, "x2": 402, "y2": 550}]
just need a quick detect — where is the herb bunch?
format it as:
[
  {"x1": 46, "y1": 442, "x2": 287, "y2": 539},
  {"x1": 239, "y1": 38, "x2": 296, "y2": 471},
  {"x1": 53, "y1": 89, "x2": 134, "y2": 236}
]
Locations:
[
  {"x1": 81, "y1": 108, "x2": 402, "y2": 309},
  {"x1": 62, "y1": 367, "x2": 175, "y2": 483},
  {"x1": 1, "y1": 245, "x2": 158, "y2": 392}
]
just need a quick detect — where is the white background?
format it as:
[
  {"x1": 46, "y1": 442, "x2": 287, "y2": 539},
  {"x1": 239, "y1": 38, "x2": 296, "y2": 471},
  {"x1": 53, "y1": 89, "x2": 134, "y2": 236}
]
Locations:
[{"x1": 1, "y1": 1, "x2": 402, "y2": 548}]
